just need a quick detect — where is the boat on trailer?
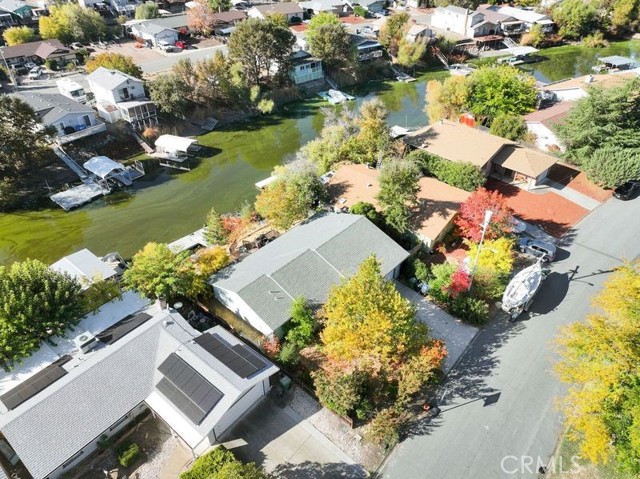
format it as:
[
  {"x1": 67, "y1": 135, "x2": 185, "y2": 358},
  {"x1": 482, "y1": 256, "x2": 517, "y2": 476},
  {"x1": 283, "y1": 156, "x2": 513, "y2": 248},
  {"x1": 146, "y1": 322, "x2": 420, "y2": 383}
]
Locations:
[{"x1": 501, "y1": 261, "x2": 548, "y2": 319}]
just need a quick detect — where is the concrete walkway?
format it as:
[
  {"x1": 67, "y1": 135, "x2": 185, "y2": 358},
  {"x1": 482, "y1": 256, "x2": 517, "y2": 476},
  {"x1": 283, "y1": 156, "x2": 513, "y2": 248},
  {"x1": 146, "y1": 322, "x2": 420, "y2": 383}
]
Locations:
[
  {"x1": 539, "y1": 179, "x2": 601, "y2": 210},
  {"x1": 395, "y1": 282, "x2": 478, "y2": 373}
]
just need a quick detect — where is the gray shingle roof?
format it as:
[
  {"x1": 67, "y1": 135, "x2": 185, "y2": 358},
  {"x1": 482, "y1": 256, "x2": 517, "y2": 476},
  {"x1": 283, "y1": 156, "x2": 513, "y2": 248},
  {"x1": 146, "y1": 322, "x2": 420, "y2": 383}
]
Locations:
[
  {"x1": 212, "y1": 214, "x2": 409, "y2": 332},
  {"x1": 86, "y1": 66, "x2": 142, "y2": 91},
  {"x1": 17, "y1": 92, "x2": 94, "y2": 124}
]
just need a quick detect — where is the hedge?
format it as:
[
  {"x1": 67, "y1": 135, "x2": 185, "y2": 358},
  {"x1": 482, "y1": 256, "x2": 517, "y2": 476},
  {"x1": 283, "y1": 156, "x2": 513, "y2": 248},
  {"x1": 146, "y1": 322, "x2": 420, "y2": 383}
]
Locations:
[{"x1": 407, "y1": 151, "x2": 486, "y2": 192}]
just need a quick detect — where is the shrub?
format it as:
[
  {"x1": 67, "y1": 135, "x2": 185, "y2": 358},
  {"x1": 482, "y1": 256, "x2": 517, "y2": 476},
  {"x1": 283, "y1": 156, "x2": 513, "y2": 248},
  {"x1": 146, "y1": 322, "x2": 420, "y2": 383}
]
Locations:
[
  {"x1": 353, "y1": 5, "x2": 366, "y2": 17},
  {"x1": 313, "y1": 370, "x2": 364, "y2": 417},
  {"x1": 45, "y1": 59, "x2": 58, "y2": 71},
  {"x1": 447, "y1": 268, "x2": 471, "y2": 298},
  {"x1": 180, "y1": 447, "x2": 236, "y2": 479},
  {"x1": 97, "y1": 434, "x2": 113, "y2": 451},
  {"x1": 285, "y1": 297, "x2": 316, "y2": 348},
  {"x1": 406, "y1": 151, "x2": 485, "y2": 192},
  {"x1": 403, "y1": 257, "x2": 429, "y2": 283},
  {"x1": 350, "y1": 201, "x2": 384, "y2": 227},
  {"x1": 278, "y1": 342, "x2": 299, "y2": 366},
  {"x1": 450, "y1": 295, "x2": 490, "y2": 325},
  {"x1": 428, "y1": 262, "x2": 456, "y2": 303},
  {"x1": 582, "y1": 31, "x2": 608, "y2": 48},
  {"x1": 489, "y1": 114, "x2": 527, "y2": 141},
  {"x1": 368, "y1": 407, "x2": 402, "y2": 448},
  {"x1": 117, "y1": 441, "x2": 141, "y2": 468}
]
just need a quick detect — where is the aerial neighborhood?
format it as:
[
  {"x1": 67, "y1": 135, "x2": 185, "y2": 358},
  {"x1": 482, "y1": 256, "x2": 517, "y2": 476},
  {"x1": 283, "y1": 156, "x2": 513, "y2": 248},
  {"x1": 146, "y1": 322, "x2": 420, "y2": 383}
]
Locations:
[{"x1": 0, "y1": 0, "x2": 639, "y2": 477}]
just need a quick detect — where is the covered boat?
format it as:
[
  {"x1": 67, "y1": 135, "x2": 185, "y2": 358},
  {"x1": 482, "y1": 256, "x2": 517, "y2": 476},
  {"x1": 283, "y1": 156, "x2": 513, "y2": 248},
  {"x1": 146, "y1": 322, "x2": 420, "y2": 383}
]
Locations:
[{"x1": 501, "y1": 261, "x2": 545, "y2": 318}]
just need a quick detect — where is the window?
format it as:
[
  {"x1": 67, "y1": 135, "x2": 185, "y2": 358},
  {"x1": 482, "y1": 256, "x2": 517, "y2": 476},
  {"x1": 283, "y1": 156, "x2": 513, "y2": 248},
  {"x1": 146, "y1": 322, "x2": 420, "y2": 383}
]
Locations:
[{"x1": 62, "y1": 450, "x2": 83, "y2": 469}]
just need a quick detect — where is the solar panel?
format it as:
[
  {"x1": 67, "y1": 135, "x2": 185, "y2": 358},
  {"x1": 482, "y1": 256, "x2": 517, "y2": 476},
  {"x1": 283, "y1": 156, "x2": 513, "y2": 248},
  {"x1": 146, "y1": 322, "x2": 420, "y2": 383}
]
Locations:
[
  {"x1": 97, "y1": 312, "x2": 153, "y2": 345},
  {"x1": 193, "y1": 333, "x2": 266, "y2": 378},
  {"x1": 157, "y1": 353, "x2": 222, "y2": 424},
  {"x1": 0, "y1": 356, "x2": 71, "y2": 411}
]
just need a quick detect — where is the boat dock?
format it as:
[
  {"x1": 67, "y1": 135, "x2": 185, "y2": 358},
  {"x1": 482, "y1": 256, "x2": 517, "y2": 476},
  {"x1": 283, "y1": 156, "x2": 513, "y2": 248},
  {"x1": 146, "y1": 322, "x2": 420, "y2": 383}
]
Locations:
[
  {"x1": 392, "y1": 66, "x2": 416, "y2": 83},
  {"x1": 50, "y1": 183, "x2": 111, "y2": 211},
  {"x1": 318, "y1": 89, "x2": 355, "y2": 104}
]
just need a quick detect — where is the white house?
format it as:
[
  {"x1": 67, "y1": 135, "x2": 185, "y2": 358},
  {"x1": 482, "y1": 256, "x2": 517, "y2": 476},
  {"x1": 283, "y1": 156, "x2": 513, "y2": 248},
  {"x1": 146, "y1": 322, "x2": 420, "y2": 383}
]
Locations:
[
  {"x1": 406, "y1": 24, "x2": 431, "y2": 43},
  {"x1": 289, "y1": 50, "x2": 323, "y2": 85},
  {"x1": 490, "y1": 5, "x2": 554, "y2": 33},
  {"x1": 430, "y1": 5, "x2": 503, "y2": 38},
  {"x1": 0, "y1": 294, "x2": 278, "y2": 479},
  {"x1": 247, "y1": 2, "x2": 303, "y2": 23},
  {"x1": 524, "y1": 101, "x2": 572, "y2": 152},
  {"x1": 543, "y1": 72, "x2": 638, "y2": 101},
  {"x1": 299, "y1": 0, "x2": 349, "y2": 17},
  {"x1": 87, "y1": 67, "x2": 158, "y2": 130},
  {"x1": 348, "y1": 0, "x2": 385, "y2": 13},
  {"x1": 129, "y1": 22, "x2": 178, "y2": 46},
  {"x1": 211, "y1": 213, "x2": 409, "y2": 338},
  {"x1": 16, "y1": 92, "x2": 105, "y2": 144}
]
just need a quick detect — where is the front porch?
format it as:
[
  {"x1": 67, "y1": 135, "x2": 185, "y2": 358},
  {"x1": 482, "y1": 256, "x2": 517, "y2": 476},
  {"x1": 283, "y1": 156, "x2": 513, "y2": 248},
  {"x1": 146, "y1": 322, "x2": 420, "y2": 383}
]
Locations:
[{"x1": 58, "y1": 122, "x2": 107, "y2": 145}]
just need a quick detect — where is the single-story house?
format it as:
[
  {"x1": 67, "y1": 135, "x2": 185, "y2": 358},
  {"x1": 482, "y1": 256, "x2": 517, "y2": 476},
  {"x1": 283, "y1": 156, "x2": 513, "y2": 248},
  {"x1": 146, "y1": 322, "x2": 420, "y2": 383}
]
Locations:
[
  {"x1": 524, "y1": 101, "x2": 572, "y2": 152},
  {"x1": 50, "y1": 248, "x2": 119, "y2": 289},
  {"x1": 16, "y1": 92, "x2": 105, "y2": 144},
  {"x1": 108, "y1": 0, "x2": 140, "y2": 16},
  {"x1": 290, "y1": 50, "x2": 323, "y2": 85},
  {"x1": 327, "y1": 164, "x2": 471, "y2": 248},
  {"x1": 210, "y1": 10, "x2": 246, "y2": 34},
  {"x1": 0, "y1": 39, "x2": 76, "y2": 68},
  {"x1": 299, "y1": 0, "x2": 349, "y2": 17},
  {"x1": 211, "y1": 213, "x2": 409, "y2": 338},
  {"x1": 247, "y1": 2, "x2": 303, "y2": 23},
  {"x1": 430, "y1": 5, "x2": 485, "y2": 38},
  {"x1": 347, "y1": 0, "x2": 385, "y2": 13},
  {"x1": 129, "y1": 21, "x2": 179, "y2": 46},
  {"x1": 474, "y1": 5, "x2": 520, "y2": 36},
  {"x1": 405, "y1": 120, "x2": 558, "y2": 190},
  {"x1": 543, "y1": 71, "x2": 638, "y2": 101},
  {"x1": 488, "y1": 5, "x2": 554, "y2": 33},
  {"x1": 0, "y1": 292, "x2": 277, "y2": 479}
]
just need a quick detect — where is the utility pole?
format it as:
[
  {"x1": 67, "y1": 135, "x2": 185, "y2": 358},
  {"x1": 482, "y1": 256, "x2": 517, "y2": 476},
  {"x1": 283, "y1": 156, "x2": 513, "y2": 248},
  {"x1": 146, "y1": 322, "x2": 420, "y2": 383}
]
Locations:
[
  {"x1": 0, "y1": 46, "x2": 16, "y2": 87},
  {"x1": 468, "y1": 209, "x2": 493, "y2": 291}
]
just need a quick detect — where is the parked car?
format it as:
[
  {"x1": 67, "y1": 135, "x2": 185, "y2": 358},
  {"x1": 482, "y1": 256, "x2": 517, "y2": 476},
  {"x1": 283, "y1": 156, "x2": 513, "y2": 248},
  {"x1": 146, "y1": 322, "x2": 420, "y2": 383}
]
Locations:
[
  {"x1": 70, "y1": 42, "x2": 84, "y2": 50},
  {"x1": 24, "y1": 61, "x2": 37, "y2": 69},
  {"x1": 518, "y1": 238, "x2": 556, "y2": 262},
  {"x1": 157, "y1": 40, "x2": 176, "y2": 52},
  {"x1": 175, "y1": 40, "x2": 188, "y2": 50},
  {"x1": 613, "y1": 180, "x2": 640, "y2": 200},
  {"x1": 28, "y1": 66, "x2": 44, "y2": 79},
  {"x1": 11, "y1": 64, "x2": 27, "y2": 75}
]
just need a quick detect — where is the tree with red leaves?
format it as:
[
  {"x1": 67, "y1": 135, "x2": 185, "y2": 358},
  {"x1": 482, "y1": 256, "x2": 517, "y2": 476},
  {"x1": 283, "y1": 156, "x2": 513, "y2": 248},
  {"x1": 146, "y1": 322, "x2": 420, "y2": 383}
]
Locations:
[
  {"x1": 455, "y1": 187, "x2": 514, "y2": 242},
  {"x1": 448, "y1": 268, "x2": 471, "y2": 298}
]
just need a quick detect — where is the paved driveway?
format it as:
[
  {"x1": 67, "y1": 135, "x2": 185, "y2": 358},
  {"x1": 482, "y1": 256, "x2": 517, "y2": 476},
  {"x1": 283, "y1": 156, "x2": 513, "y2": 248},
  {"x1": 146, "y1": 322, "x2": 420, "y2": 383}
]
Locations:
[
  {"x1": 220, "y1": 396, "x2": 367, "y2": 478},
  {"x1": 395, "y1": 282, "x2": 478, "y2": 373}
]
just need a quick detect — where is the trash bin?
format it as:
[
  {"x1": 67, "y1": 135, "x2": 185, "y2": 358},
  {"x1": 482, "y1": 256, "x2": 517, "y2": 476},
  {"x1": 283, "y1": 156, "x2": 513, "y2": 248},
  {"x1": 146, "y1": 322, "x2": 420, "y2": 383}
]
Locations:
[{"x1": 279, "y1": 375, "x2": 292, "y2": 392}]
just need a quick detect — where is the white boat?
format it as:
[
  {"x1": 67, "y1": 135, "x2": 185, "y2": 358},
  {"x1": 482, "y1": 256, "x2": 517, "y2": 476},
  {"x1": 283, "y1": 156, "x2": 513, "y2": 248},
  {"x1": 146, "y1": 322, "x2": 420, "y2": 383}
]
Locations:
[
  {"x1": 448, "y1": 63, "x2": 476, "y2": 77},
  {"x1": 501, "y1": 261, "x2": 545, "y2": 318},
  {"x1": 318, "y1": 89, "x2": 354, "y2": 104}
]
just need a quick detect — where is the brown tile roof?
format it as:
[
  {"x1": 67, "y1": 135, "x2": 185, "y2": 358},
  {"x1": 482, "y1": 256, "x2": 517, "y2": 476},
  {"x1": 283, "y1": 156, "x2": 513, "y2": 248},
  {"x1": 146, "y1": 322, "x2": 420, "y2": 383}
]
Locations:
[
  {"x1": 492, "y1": 145, "x2": 558, "y2": 178},
  {"x1": 405, "y1": 120, "x2": 508, "y2": 168},
  {"x1": 327, "y1": 164, "x2": 470, "y2": 242},
  {"x1": 524, "y1": 101, "x2": 572, "y2": 129},
  {"x1": 253, "y1": 2, "x2": 303, "y2": 15},
  {"x1": 544, "y1": 72, "x2": 637, "y2": 92}
]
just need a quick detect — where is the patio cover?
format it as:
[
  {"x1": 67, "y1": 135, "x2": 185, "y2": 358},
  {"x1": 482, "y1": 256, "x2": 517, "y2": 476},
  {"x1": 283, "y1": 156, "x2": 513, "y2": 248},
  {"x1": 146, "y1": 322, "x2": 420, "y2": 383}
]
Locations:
[
  {"x1": 598, "y1": 55, "x2": 635, "y2": 67},
  {"x1": 83, "y1": 156, "x2": 124, "y2": 179},
  {"x1": 507, "y1": 46, "x2": 538, "y2": 56},
  {"x1": 155, "y1": 134, "x2": 197, "y2": 153}
]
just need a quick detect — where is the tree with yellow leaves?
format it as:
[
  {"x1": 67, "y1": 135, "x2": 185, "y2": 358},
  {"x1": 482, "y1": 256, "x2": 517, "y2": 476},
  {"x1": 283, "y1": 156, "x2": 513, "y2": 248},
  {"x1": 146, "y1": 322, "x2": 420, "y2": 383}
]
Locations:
[
  {"x1": 555, "y1": 261, "x2": 640, "y2": 475},
  {"x1": 321, "y1": 255, "x2": 429, "y2": 368}
]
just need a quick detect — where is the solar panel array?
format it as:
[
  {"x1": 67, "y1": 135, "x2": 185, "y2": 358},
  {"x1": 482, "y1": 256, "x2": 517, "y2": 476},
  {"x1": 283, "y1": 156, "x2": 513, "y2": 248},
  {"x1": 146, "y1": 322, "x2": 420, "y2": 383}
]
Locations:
[
  {"x1": 0, "y1": 356, "x2": 71, "y2": 411},
  {"x1": 97, "y1": 312, "x2": 153, "y2": 345},
  {"x1": 194, "y1": 333, "x2": 266, "y2": 378},
  {"x1": 157, "y1": 353, "x2": 222, "y2": 425}
]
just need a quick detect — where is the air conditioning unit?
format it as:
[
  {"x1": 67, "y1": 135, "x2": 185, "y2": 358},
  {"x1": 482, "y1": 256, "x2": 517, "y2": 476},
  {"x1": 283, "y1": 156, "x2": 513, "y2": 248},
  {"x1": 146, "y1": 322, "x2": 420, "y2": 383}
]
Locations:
[{"x1": 74, "y1": 332, "x2": 98, "y2": 354}]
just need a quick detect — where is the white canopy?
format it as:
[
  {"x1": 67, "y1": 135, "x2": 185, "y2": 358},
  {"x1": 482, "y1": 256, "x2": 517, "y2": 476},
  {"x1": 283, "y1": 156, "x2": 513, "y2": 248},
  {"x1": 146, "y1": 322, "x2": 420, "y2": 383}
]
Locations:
[
  {"x1": 83, "y1": 156, "x2": 124, "y2": 179},
  {"x1": 507, "y1": 46, "x2": 538, "y2": 56},
  {"x1": 255, "y1": 175, "x2": 278, "y2": 189},
  {"x1": 155, "y1": 134, "x2": 197, "y2": 153},
  {"x1": 50, "y1": 248, "x2": 117, "y2": 288}
]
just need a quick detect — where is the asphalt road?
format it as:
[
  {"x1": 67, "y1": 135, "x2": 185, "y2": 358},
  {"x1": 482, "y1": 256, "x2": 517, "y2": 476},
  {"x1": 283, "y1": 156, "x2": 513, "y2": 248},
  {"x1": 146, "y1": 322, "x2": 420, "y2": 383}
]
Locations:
[
  {"x1": 380, "y1": 196, "x2": 640, "y2": 479},
  {"x1": 140, "y1": 44, "x2": 228, "y2": 74}
]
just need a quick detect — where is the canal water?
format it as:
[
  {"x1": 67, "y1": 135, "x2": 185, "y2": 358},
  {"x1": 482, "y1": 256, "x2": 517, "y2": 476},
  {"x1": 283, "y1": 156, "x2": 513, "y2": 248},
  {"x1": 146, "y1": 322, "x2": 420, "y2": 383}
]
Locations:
[
  {"x1": 0, "y1": 71, "x2": 447, "y2": 265},
  {"x1": 2, "y1": 40, "x2": 638, "y2": 266}
]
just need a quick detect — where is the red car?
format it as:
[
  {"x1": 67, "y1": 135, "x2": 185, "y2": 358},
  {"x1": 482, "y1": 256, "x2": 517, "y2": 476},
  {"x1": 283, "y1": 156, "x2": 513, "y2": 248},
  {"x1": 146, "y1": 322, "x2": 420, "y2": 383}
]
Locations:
[{"x1": 175, "y1": 40, "x2": 188, "y2": 50}]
